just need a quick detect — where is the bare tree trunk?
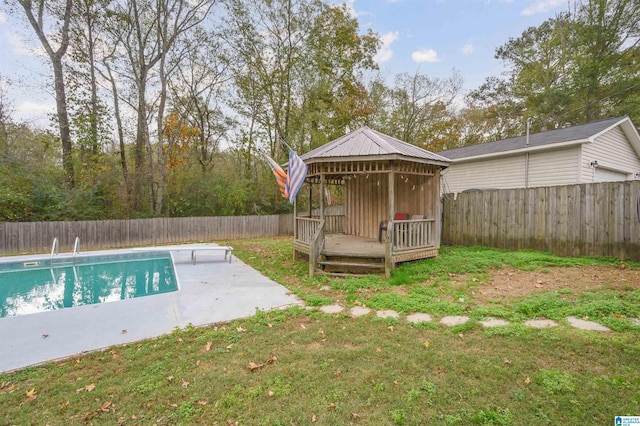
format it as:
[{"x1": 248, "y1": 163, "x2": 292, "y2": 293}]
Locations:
[{"x1": 17, "y1": 0, "x2": 75, "y2": 188}]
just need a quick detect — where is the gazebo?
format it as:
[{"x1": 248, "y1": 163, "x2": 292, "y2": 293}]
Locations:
[{"x1": 292, "y1": 126, "x2": 450, "y2": 277}]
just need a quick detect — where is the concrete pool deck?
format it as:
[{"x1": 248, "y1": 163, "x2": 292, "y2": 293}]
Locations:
[{"x1": 0, "y1": 245, "x2": 302, "y2": 372}]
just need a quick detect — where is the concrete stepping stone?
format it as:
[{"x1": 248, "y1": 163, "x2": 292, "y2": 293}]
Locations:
[
  {"x1": 525, "y1": 319, "x2": 558, "y2": 328},
  {"x1": 440, "y1": 316, "x2": 469, "y2": 326},
  {"x1": 376, "y1": 309, "x2": 400, "y2": 319},
  {"x1": 566, "y1": 316, "x2": 611, "y2": 332},
  {"x1": 407, "y1": 313, "x2": 432, "y2": 323},
  {"x1": 630, "y1": 318, "x2": 640, "y2": 326},
  {"x1": 480, "y1": 318, "x2": 510, "y2": 328},
  {"x1": 319, "y1": 304, "x2": 344, "y2": 314},
  {"x1": 320, "y1": 285, "x2": 332, "y2": 291},
  {"x1": 350, "y1": 306, "x2": 371, "y2": 318}
]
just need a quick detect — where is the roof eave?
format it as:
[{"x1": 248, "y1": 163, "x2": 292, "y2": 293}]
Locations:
[
  {"x1": 445, "y1": 138, "x2": 589, "y2": 163},
  {"x1": 303, "y1": 154, "x2": 450, "y2": 168}
]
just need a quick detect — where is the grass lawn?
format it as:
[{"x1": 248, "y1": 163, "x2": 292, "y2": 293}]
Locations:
[{"x1": 1, "y1": 238, "x2": 639, "y2": 425}]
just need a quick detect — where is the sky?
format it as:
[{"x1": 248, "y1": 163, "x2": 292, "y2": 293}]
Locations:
[{"x1": 0, "y1": 0, "x2": 573, "y2": 128}]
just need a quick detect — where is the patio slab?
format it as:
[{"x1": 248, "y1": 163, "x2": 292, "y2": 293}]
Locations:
[
  {"x1": 440, "y1": 316, "x2": 470, "y2": 326},
  {"x1": 0, "y1": 246, "x2": 301, "y2": 372},
  {"x1": 407, "y1": 313, "x2": 432, "y2": 323}
]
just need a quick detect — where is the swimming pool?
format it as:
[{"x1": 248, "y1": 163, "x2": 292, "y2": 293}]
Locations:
[{"x1": 0, "y1": 252, "x2": 178, "y2": 318}]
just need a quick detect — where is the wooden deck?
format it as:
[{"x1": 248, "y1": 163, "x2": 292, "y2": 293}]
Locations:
[{"x1": 322, "y1": 234, "x2": 385, "y2": 258}]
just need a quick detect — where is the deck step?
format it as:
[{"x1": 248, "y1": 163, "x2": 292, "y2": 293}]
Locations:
[
  {"x1": 318, "y1": 260, "x2": 384, "y2": 269},
  {"x1": 317, "y1": 271, "x2": 377, "y2": 277}
]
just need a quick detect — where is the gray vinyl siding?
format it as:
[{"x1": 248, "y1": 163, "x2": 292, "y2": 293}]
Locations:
[
  {"x1": 527, "y1": 146, "x2": 580, "y2": 187},
  {"x1": 580, "y1": 127, "x2": 640, "y2": 182},
  {"x1": 442, "y1": 155, "x2": 525, "y2": 194}
]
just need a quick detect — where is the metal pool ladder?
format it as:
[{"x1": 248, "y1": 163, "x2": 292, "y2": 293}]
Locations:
[
  {"x1": 73, "y1": 236, "x2": 81, "y2": 263},
  {"x1": 50, "y1": 237, "x2": 59, "y2": 265}
]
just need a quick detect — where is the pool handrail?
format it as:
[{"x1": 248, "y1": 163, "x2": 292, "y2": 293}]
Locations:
[
  {"x1": 50, "y1": 237, "x2": 59, "y2": 265},
  {"x1": 72, "y1": 237, "x2": 80, "y2": 263}
]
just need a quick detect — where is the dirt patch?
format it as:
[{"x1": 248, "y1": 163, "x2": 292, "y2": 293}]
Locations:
[{"x1": 474, "y1": 266, "x2": 640, "y2": 302}]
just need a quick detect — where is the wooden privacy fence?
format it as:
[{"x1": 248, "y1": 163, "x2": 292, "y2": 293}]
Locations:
[
  {"x1": 442, "y1": 181, "x2": 640, "y2": 261},
  {"x1": 0, "y1": 214, "x2": 294, "y2": 255}
]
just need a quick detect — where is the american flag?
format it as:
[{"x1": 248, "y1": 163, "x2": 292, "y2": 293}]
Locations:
[
  {"x1": 263, "y1": 153, "x2": 288, "y2": 198},
  {"x1": 285, "y1": 149, "x2": 308, "y2": 204}
]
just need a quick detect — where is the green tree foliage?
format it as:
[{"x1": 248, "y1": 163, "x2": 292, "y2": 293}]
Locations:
[{"x1": 470, "y1": 0, "x2": 640, "y2": 136}]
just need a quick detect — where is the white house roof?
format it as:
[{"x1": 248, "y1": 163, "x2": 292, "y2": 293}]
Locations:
[
  {"x1": 438, "y1": 116, "x2": 640, "y2": 161},
  {"x1": 301, "y1": 126, "x2": 450, "y2": 166}
]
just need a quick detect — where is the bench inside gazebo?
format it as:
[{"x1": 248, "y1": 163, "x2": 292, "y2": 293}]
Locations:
[{"x1": 292, "y1": 126, "x2": 450, "y2": 277}]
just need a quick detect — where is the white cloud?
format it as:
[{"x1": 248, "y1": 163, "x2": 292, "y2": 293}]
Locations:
[
  {"x1": 374, "y1": 31, "x2": 399, "y2": 64},
  {"x1": 520, "y1": 0, "x2": 565, "y2": 16},
  {"x1": 15, "y1": 101, "x2": 55, "y2": 127},
  {"x1": 411, "y1": 48, "x2": 441, "y2": 63},
  {"x1": 7, "y1": 33, "x2": 45, "y2": 56},
  {"x1": 461, "y1": 43, "x2": 474, "y2": 54},
  {"x1": 0, "y1": 10, "x2": 7, "y2": 23}
]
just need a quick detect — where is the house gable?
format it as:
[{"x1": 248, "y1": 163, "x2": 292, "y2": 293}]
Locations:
[{"x1": 581, "y1": 122, "x2": 640, "y2": 182}]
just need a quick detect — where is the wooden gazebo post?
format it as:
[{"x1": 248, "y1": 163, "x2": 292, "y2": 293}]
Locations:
[{"x1": 385, "y1": 163, "x2": 395, "y2": 278}]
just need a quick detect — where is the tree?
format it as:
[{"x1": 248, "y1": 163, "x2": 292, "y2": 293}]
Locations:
[
  {"x1": 474, "y1": 0, "x2": 640, "y2": 136},
  {"x1": 106, "y1": 0, "x2": 216, "y2": 211},
  {"x1": 13, "y1": 0, "x2": 75, "y2": 188}
]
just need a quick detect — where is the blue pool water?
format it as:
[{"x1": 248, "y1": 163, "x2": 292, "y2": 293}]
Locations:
[{"x1": 0, "y1": 253, "x2": 178, "y2": 318}]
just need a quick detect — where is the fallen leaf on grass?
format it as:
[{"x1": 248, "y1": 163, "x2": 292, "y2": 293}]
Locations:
[
  {"x1": 319, "y1": 329, "x2": 326, "y2": 339},
  {"x1": 504, "y1": 358, "x2": 512, "y2": 365},
  {"x1": 267, "y1": 353, "x2": 278, "y2": 364},
  {"x1": 110, "y1": 350, "x2": 120, "y2": 359},
  {"x1": 387, "y1": 326, "x2": 394, "y2": 331},
  {"x1": 25, "y1": 389, "x2": 37, "y2": 399},
  {"x1": 351, "y1": 412, "x2": 359, "y2": 420},
  {"x1": 182, "y1": 379, "x2": 190, "y2": 388},
  {"x1": 166, "y1": 375, "x2": 174, "y2": 382},
  {"x1": 247, "y1": 362, "x2": 264, "y2": 371},
  {"x1": 1, "y1": 382, "x2": 10, "y2": 390},
  {"x1": 525, "y1": 377, "x2": 532, "y2": 385},
  {"x1": 376, "y1": 348, "x2": 381, "y2": 353},
  {"x1": 76, "y1": 383, "x2": 96, "y2": 393},
  {"x1": 300, "y1": 324, "x2": 307, "y2": 329},
  {"x1": 327, "y1": 403, "x2": 336, "y2": 410},
  {"x1": 334, "y1": 371, "x2": 342, "y2": 377},
  {"x1": 424, "y1": 341, "x2": 430, "y2": 348},
  {"x1": 267, "y1": 390, "x2": 274, "y2": 397},
  {"x1": 60, "y1": 401, "x2": 69, "y2": 409},
  {"x1": 267, "y1": 323, "x2": 273, "y2": 328},
  {"x1": 236, "y1": 327, "x2": 246, "y2": 332},
  {"x1": 458, "y1": 333, "x2": 464, "y2": 340},
  {"x1": 311, "y1": 415, "x2": 317, "y2": 423},
  {"x1": 196, "y1": 360, "x2": 201, "y2": 366},
  {"x1": 177, "y1": 337, "x2": 184, "y2": 343},
  {"x1": 583, "y1": 316, "x2": 589, "y2": 321},
  {"x1": 205, "y1": 342, "x2": 212, "y2": 351},
  {"x1": 198, "y1": 400, "x2": 208, "y2": 405},
  {"x1": 99, "y1": 401, "x2": 112, "y2": 413},
  {"x1": 226, "y1": 344, "x2": 233, "y2": 351}
]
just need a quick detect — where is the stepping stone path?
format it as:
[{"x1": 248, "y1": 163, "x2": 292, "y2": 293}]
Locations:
[
  {"x1": 319, "y1": 304, "x2": 344, "y2": 314},
  {"x1": 350, "y1": 306, "x2": 371, "y2": 318},
  {"x1": 376, "y1": 309, "x2": 400, "y2": 319},
  {"x1": 312, "y1": 306, "x2": 615, "y2": 332},
  {"x1": 440, "y1": 316, "x2": 469, "y2": 326},
  {"x1": 525, "y1": 319, "x2": 558, "y2": 328},
  {"x1": 480, "y1": 318, "x2": 510, "y2": 328},
  {"x1": 566, "y1": 316, "x2": 611, "y2": 332},
  {"x1": 407, "y1": 313, "x2": 432, "y2": 323}
]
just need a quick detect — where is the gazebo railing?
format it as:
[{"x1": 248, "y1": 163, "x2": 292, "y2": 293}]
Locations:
[
  {"x1": 309, "y1": 219, "x2": 325, "y2": 277},
  {"x1": 295, "y1": 217, "x2": 321, "y2": 246},
  {"x1": 310, "y1": 214, "x2": 344, "y2": 233},
  {"x1": 392, "y1": 218, "x2": 435, "y2": 251}
]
